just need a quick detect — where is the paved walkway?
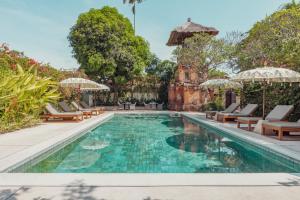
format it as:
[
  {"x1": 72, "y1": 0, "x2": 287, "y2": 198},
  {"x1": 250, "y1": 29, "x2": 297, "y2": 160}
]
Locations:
[
  {"x1": 0, "y1": 173, "x2": 300, "y2": 200},
  {"x1": 2, "y1": 185, "x2": 300, "y2": 200}
]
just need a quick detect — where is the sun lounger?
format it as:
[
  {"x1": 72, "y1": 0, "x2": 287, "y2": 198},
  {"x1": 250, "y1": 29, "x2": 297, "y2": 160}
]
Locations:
[
  {"x1": 59, "y1": 101, "x2": 92, "y2": 118},
  {"x1": 262, "y1": 120, "x2": 300, "y2": 140},
  {"x1": 217, "y1": 104, "x2": 258, "y2": 123},
  {"x1": 42, "y1": 103, "x2": 83, "y2": 122},
  {"x1": 206, "y1": 103, "x2": 239, "y2": 119},
  {"x1": 237, "y1": 105, "x2": 294, "y2": 131},
  {"x1": 71, "y1": 101, "x2": 99, "y2": 116},
  {"x1": 80, "y1": 101, "x2": 104, "y2": 113}
]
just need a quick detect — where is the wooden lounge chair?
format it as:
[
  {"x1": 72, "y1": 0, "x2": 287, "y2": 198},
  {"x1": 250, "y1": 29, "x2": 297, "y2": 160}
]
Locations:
[
  {"x1": 237, "y1": 105, "x2": 294, "y2": 131},
  {"x1": 217, "y1": 104, "x2": 258, "y2": 123},
  {"x1": 262, "y1": 120, "x2": 300, "y2": 140},
  {"x1": 42, "y1": 103, "x2": 83, "y2": 122},
  {"x1": 206, "y1": 103, "x2": 239, "y2": 119},
  {"x1": 71, "y1": 101, "x2": 100, "y2": 116},
  {"x1": 80, "y1": 101, "x2": 104, "y2": 113},
  {"x1": 59, "y1": 101, "x2": 92, "y2": 118}
]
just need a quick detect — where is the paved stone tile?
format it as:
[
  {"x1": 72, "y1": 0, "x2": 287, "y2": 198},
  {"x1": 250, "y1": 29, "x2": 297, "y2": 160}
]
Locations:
[
  {"x1": 0, "y1": 146, "x2": 28, "y2": 160},
  {"x1": 7, "y1": 186, "x2": 300, "y2": 200},
  {"x1": 0, "y1": 187, "x2": 23, "y2": 200}
]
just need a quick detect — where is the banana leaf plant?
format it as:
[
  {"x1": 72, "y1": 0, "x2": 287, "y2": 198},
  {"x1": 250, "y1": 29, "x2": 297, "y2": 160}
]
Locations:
[{"x1": 0, "y1": 64, "x2": 60, "y2": 132}]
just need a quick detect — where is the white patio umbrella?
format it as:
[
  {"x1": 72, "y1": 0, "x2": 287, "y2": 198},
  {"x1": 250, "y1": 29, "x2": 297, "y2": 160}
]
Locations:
[
  {"x1": 60, "y1": 78, "x2": 110, "y2": 91},
  {"x1": 200, "y1": 79, "x2": 242, "y2": 107},
  {"x1": 200, "y1": 79, "x2": 242, "y2": 89},
  {"x1": 231, "y1": 67, "x2": 300, "y2": 118},
  {"x1": 60, "y1": 78, "x2": 110, "y2": 108}
]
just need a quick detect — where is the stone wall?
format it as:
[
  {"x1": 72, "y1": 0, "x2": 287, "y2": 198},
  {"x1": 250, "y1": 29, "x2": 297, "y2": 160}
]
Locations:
[{"x1": 168, "y1": 64, "x2": 210, "y2": 111}]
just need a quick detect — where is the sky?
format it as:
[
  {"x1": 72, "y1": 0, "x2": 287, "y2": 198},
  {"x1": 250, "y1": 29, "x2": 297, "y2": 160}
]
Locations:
[{"x1": 0, "y1": 0, "x2": 291, "y2": 69}]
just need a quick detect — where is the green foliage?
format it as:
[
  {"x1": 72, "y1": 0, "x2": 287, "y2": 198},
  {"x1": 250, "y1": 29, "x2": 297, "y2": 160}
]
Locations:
[
  {"x1": 146, "y1": 58, "x2": 177, "y2": 103},
  {"x1": 201, "y1": 96, "x2": 224, "y2": 112},
  {"x1": 0, "y1": 44, "x2": 64, "y2": 81},
  {"x1": 68, "y1": 6, "x2": 151, "y2": 103},
  {"x1": 280, "y1": 0, "x2": 300, "y2": 10},
  {"x1": 233, "y1": 5, "x2": 300, "y2": 71},
  {"x1": 228, "y1": 3, "x2": 300, "y2": 119},
  {"x1": 173, "y1": 33, "x2": 229, "y2": 77},
  {"x1": 208, "y1": 68, "x2": 228, "y2": 79},
  {"x1": 0, "y1": 65, "x2": 60, "y2": 133},
  {"x1": 241, "y1": 83, "x2": 300, "y2": 120},
  {"x1": 123, "y1": 0, "x2": 144, "y2": 15}
]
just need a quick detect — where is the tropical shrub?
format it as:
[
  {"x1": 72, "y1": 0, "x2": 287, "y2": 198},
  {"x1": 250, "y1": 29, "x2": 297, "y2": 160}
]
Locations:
[
  {"x1": 0, "y1": 44, "x2": 64, "y2": 81},
  {"x1": 232, "y1": 5, "x2": 300, "y2": 71},
  {"x1": 0, "y1": 65, "x2": 60, "y2": 133},
  {"x1": 173, "y1": 33, "x2": 229, "y2": 79}
]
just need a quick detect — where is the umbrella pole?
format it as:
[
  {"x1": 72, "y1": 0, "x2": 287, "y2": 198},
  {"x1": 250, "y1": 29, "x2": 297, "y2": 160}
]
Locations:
[
  {"x1": 262, "y1": 83, "x2": 266, "y2": 119},
  {"x1": 78, "y1": 85, "x2": 81, "y2": 111}
]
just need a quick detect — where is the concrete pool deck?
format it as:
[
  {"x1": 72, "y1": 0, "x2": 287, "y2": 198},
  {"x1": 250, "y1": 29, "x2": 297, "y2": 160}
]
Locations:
[{"x1": 0, "y1": 111, "x2": 300, "y2": 199}]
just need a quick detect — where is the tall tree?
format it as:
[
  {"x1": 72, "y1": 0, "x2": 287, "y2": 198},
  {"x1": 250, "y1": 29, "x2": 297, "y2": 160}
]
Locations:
[
  {"x1": 231, "y1": 4, "x2": 300, "y2": 72},
  {"x1": 173, "y1": 33, "x2": 229, "y2": 80},
  {"x1": 123, "y1": 0, "x2": 144, "y2": 34},
  {"x1": 145, "y1": 56, "x2": 176, "y2": 103},
  {"x1": 68, "y1": 6, "x2": 151, "y2": 103}
]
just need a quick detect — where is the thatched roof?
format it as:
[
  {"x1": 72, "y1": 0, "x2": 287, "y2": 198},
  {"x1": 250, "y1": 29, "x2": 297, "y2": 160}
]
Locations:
[{"x1": 167, "y1": 18, "x2": 219, "y2": 46}]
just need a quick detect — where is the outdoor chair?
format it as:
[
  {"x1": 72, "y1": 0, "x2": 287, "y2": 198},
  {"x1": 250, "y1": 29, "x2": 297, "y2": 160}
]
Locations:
[
  {"x1": 80, "y1": 101, "x2": 104, "y2": 113},
  {"x1": 59, "y1": 101, "x2": 92, "y2": 118},
  {"x1": 217, "y1": 104, "x2": 258, "y2": 123},
  {"x1": 205, "y1": 103, "x2": 239, "y2": 119},
  {"x1": 130, "y1": 103, "x2": 136, "y2": 110},
  {"x1": 144, "y1": 103, "x2": 151, "y2": 110},
  {"x1": 237, "y1": 105, "x2": 294, "y2": 131},
  {"x1": 150, "y1": 102, "x2": 157, "y2": 110},
  {"x1": 157, "y1": 103, "x2": 164, "y2": 110},
  {"x1": 42, "y1": 103, "x2": 83, "y2": 122},
  {"x1": 118, "y1": 102, "x2": 124, "y2": 110},
  {"x1": 71, "y1": 101, "x2": 99, "y2": 116}
]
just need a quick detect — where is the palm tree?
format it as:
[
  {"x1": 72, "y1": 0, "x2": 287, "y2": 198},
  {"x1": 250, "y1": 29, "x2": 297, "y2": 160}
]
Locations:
[{"x1": 123, "y1": 0, "x2": 144, "y2": 34}]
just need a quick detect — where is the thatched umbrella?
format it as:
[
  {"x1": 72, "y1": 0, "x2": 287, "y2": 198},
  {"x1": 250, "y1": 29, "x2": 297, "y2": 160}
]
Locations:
[{"x1": 167, "y1": 18, "x2": 219, "y2": 46}]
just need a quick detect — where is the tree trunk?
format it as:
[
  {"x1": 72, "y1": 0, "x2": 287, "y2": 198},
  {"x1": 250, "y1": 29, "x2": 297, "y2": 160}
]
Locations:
[{"x1": 112, "y1": 80, "x2": 119, "y2": 105}]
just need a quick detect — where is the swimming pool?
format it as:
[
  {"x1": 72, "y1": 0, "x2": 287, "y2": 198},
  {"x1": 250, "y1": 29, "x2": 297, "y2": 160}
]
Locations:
[{"x1": 14, "y1": 114, "x2": 299, "y2": 173}]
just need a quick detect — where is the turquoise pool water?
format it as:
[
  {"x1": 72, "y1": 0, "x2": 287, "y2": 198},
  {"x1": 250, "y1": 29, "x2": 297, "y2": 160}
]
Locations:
[{"x1": 20, "y1": 114, "x2": 297, "y2": 173}]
